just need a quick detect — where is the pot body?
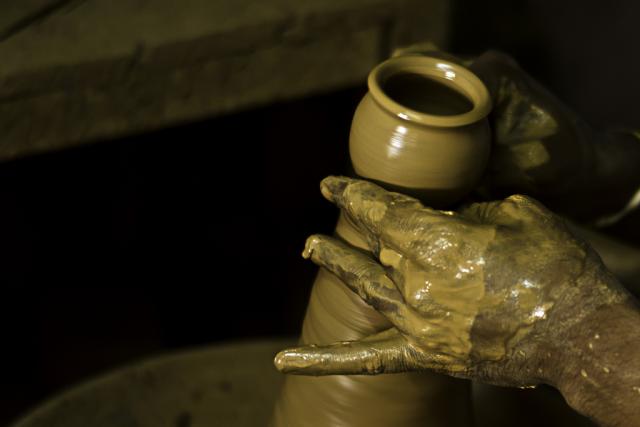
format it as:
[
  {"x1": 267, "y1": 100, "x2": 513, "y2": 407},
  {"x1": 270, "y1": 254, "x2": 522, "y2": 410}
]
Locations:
[{"x1": 350, "y1": 93, "x2": 490, "y2": 207}]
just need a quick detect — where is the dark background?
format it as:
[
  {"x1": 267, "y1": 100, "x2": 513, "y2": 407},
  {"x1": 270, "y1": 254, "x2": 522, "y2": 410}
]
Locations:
[{"x1": 1, "y1": 0, "x2": 639, "y2": 424}]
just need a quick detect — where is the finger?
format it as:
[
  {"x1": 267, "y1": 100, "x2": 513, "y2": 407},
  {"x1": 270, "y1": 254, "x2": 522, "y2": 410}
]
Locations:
[
  {"x1": 320, "y1": 176, "x2": 421, "y2": 213},
  {"x1": 468, "y1": 50, "x2": 520, "y2": 100},
  {"x1": 319, "y1": 176, "x2": 445, "y2": 244},
  {"x1": 273, "y1": 328, "x2": 418, "y2": 375},
  {"x1": 303, "y1": 234, "x2": 415, "y2": 330},
  {"x1": 458, "y1": 200, "x2": 504, "y2": 223},
  {"x1": 459, "y1": 195, "x2": 550, "y2": 226},
  {"x1": 320, "y1": 177, "x2": 488, "y2": 275}
]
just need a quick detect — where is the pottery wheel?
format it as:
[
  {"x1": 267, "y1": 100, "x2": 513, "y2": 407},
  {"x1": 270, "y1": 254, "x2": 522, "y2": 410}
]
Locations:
[{"x1": 10, "y1": 339, "x2": 293, "y2": 427}]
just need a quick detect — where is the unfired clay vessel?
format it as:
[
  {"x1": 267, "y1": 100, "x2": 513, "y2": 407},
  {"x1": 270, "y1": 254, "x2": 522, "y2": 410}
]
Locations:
[
  {"x1": 350, "y1": 55, "x2": 491, "y2": 207},
  {"x1": 272, "y1": 55, "x2": 491, "y2": 426}
]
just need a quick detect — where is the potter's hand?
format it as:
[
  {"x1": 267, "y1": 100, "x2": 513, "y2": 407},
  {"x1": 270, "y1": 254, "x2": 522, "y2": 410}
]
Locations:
[
  {"x1": 392, "y1": 46, "x2": 595, "y2": 202},
  {"x1": 275, "y1": 177, "x2": 634, "y2": 392},
  {"x1": 468, "y1": 51, "x2": 593, "y2": 201},
  {"x1": 469, "y1": 51, "x2": 640, "y2": 223}
]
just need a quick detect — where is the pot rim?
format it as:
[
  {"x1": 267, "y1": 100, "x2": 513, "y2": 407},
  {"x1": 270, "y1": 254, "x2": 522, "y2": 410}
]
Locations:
[{"x1": 368, "y1": 55, "x2": 492, "y2": 127}]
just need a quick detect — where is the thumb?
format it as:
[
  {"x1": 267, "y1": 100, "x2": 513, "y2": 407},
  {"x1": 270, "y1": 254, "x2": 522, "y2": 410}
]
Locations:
[
  {"x1": 274, "y1": 329, "x2": 417, "y2": 376},
  {"x1": 468, "y1": 50, "x2": 520, "y2": 100}
]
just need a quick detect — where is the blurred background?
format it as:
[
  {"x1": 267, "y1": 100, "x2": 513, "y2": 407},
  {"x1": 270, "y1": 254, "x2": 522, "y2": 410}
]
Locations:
[{"x1": 1, "y1": 0, "x2": 639, "y2": 425}]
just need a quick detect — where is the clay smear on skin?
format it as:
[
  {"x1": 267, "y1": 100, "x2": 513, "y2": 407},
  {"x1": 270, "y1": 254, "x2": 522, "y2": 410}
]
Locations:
[
  {"x1": 271, "y1": 212, "x2": 463, "y2": 427},
  {"x1": 336, "y1": 182, "x2": 572, "y2": 366},
  {"x1": 379, "y1": 245, "x2": 485, "y2": 369},
  {"x1": 338, "y1": 180, "x2": 494, "y2": 367}
]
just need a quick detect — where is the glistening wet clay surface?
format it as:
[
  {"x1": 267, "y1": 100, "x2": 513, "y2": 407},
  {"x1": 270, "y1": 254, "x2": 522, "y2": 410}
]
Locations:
[
  {"x1": 277, "y1": 177, "x2": 629, "y2": 391},
  {"x1": 272, "y1": 55, "x2": 491, "y2": 426},
  {"x1": 271, "y1": 214, "x2": 472, "y2": 427}
]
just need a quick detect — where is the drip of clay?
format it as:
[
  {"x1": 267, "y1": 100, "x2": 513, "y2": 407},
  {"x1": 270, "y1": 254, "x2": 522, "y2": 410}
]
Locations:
[{"x1": 272, "y1": 55, "x2": 491, "y2": 426}]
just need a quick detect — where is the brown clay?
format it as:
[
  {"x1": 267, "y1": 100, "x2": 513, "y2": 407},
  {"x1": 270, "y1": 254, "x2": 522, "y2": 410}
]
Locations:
[
  {"x1": 275, "y1": 176, "x2": 640, "y2": 427},
  {"x1": 272, "y1": 213, "x2": 473, "y2": 426},
  {"x1": 272, "y1": 55, "x2": 491, "y2": 426},
  {"x1": 350, "y1": 55, "x2": 491, "y2": 207}
]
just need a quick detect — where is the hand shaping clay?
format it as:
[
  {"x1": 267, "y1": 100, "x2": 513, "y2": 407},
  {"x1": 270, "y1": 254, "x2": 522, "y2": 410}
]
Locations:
[{"x1": 272, "y1": 55, "x2": 491, "y2": 426}]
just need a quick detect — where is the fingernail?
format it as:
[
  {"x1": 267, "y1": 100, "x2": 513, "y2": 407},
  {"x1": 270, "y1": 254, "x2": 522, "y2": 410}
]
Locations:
[
  {"x1": 320, "y1": 176, "x2": 349, "y2": 202},
  {"x1": 273, "y1": 351, "x2": 288, "y2": 372},
  {"x1": 301, "y1": 235, "x2": 321, "y2": 259},
  {"x1": 273, "y1": 349, "x2": 313, "y2": 373}
]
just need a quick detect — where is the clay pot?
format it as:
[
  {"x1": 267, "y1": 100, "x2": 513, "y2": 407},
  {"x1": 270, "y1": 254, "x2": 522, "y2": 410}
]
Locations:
[
  {"x1": 350, "y1": 55, "x2": 492, "y2": 207},
  {"x1": 272, "y1": 55, "x2": 491, "y2": 427}
]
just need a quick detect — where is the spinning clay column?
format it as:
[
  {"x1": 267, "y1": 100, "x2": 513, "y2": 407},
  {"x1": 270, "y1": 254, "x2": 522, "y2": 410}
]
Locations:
[{"x1": 273, "y1": 55, "x2": 492, "y2": 427}]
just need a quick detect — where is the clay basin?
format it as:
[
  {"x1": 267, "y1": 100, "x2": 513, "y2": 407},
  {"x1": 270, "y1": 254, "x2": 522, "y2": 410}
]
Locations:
[
  {"x1": 10, "y1": 338, "x2": 594, "y2": 427},
  {"x1": 10, "y1": 339, "x2": 292, "y2": 427}
]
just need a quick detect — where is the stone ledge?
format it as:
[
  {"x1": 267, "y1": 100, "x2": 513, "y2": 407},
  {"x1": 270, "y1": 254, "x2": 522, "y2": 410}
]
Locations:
[{"x1": 0, "y1": 0, "x2": 449, "y2": 161}]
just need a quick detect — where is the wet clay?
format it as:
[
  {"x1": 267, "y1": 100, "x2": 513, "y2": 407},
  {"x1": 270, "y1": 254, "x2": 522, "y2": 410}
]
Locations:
[
  {"x1": 272, "y1": 56, "x2": 491, "y2": 426},
  {"x1": 271, "y1": 214, "x2": 473, "y2": 427},
  {"x1": 350, "y1": 55, "x2": 492, "y2": 208},
  {"x1": 277, "y1": 177, "x2": 629, "y2": 386},
  {"x1": 374, "y1": 237, "x2": 491, "y2": 370}
]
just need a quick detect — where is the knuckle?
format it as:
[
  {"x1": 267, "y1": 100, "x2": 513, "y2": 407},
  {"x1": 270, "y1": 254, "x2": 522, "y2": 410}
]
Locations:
[
  {"x1": 505, "y1": 194, "x2": 537, "y2": 206},
  {"x1": 500, "y1": 194, "x2": 551, "y2": 221},
  {"x1": 363, "y1": 349, "x2": 385, "y2": 374}
]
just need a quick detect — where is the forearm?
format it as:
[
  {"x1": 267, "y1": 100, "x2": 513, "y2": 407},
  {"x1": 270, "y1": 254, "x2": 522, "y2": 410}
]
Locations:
[
  {"x1": 554, "y1": 300, "x2": 640, "y2": 426},
  {"x1": 590, "y1": 131, "x2": 640, "y2": 224}
]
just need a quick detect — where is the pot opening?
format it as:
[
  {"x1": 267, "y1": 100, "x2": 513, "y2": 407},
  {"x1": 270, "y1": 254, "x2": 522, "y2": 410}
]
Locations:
[
  {"x1": 368, "y1": 56, "x2": 491, "y2": 127},
  {"x1": 381, "y1": 72, "x2": 473, "y2": 116}
]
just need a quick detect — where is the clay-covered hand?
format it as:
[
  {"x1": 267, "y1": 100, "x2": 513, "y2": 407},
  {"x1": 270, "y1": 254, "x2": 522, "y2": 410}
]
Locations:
[
  {"x1": 392, "y1": 47, "x2": 640, "y2": 222},
  {"x1": 393, "y1": 47, "x2": 596, "y2": 201},
  {"x1": 274, "y1": 176, "x2": 627, "y2": 387},
  {"x1": 469, "y1": 51, "x2": 640, "y2": 224},
  {"x1": 467, "y1": 51, "x2": 596, "y2": 202}
]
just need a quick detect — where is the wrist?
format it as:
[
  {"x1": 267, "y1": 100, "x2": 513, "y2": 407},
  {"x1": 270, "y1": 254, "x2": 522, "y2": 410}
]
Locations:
[{"x1": 552, "y1": 299, "x2": 640, "y2": 425}]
